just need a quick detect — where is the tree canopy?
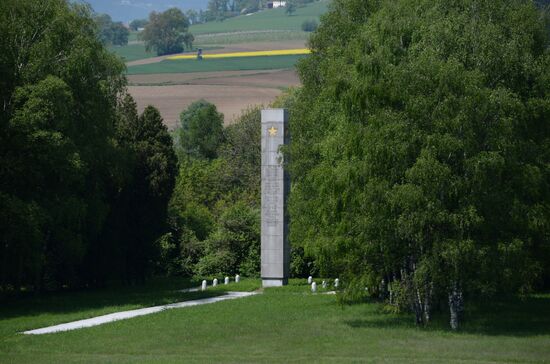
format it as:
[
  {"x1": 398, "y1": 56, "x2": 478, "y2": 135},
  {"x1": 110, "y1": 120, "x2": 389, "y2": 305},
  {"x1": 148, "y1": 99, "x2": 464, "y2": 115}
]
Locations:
[
  {"x1": 160, "y1": 106, "x2": 263, "y2": 279},
  {"x1": 140, "y1": 8, "x2": 194, "y2": 56},
  {"x1": 94, "y1": 13, "x2": 129, "y2": 46},
  {"x1": 178, "y1": 100, "x2": 225, "y2": 160},
  {"x1": 129, "y1": 18, "x2": 148, "y2": 31},
  {"x1": 288, "y1": 0, "x2": 550, "y2": 329},
  {"x1": 0, "y1": 0, "x2": 176, "y2": 291}
]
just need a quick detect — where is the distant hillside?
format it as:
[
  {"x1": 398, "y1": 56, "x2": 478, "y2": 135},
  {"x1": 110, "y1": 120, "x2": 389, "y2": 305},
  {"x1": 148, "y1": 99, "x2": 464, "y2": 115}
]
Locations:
[
  {"x1": 191, "y1": 0, "x2": 330, "y2": 35},
  {"x1": 76, "y1": 0, "x2": 209, "y2": 22}
]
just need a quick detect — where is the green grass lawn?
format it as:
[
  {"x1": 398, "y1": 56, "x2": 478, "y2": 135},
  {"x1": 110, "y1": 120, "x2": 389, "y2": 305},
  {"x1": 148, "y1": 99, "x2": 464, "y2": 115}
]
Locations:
[
  {"x1": 1, "y1": 279, "x2": 549, "y2": 363},
  {"x1": 0, "y1": 277, "x2": 258, "y2": 339},
  {"x1": 190, "y1": 1, "x2": 330, "y2": 35},
  {"x1": 126, "y1": 55, "x2": 305, "y2": 75}
]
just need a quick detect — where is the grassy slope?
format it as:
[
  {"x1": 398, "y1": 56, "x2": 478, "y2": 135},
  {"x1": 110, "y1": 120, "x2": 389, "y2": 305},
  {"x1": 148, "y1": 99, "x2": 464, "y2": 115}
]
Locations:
[
  {"x1": 1, "y1": 279, "x2": 549, "y2": 363},
  {"x1": 190, "y1": 0, "x2": 329, "y2": 35},
  {"x1": 0, "y1": 277, "x2": 258, "y2": 339},
  {"x1": 111, "y1": 2, "x2": 328, "y2": 63},
  {"x1": 126, "y1": 55, "x2": 305, "y2": 75}
]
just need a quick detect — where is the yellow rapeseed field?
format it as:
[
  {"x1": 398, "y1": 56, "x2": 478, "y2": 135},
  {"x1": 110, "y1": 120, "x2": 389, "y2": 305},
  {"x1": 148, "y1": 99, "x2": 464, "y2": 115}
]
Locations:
[{"x1": 166, "y1": 48, "x2": 311, "y2": 60}]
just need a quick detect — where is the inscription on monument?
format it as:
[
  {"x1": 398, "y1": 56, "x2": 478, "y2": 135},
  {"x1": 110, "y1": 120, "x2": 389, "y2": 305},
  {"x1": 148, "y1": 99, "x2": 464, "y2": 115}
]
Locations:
[{"x1": 261, "y1": 109, "x2": 290, "y2": 287}]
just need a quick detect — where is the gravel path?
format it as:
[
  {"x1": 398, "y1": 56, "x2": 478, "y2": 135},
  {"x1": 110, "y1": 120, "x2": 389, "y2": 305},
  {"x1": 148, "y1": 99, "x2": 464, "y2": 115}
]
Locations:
[{"x1": 22, "y1": 291, "x2": 258, "y2": 335}]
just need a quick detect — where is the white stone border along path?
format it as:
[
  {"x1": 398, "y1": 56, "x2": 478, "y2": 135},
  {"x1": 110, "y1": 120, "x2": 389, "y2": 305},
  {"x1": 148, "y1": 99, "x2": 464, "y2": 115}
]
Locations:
[{"x1": 23, "y1": 291, "x2": 258, "y2": 335}]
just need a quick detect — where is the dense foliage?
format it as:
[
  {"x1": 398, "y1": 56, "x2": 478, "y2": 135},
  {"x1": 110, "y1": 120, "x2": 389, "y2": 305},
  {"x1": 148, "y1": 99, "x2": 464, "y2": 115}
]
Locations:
[
  {"x1": 178, "y1": 100, "x2": 225, "y2": 160},
  {"x1": 289, "y1": 0, "x2": 550, "y2": 328},
  {"x1": 140, "y1": 8, "x2": 194, "y2": 56},
  {"x1": 158, "y1": 106, "x2": 262, "y2": 278},
  {"x1": 129, "y1": 18, "x2": 148, "y2": 31},
  {"x1": 301, "y1": 19, "x2": 318, "y2": 32},
  {"x1": 94, "y1": 13, "x2": 129, "y2": 46},
  {"x1": 0, "y1": 0, "x2": 176, "y2": 292}
]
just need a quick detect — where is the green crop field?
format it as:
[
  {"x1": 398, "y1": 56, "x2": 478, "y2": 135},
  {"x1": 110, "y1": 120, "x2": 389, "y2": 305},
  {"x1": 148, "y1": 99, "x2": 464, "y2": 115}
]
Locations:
[
  {"x1": 190, "y1": 0, "x2": 330, "y2": 35},
  {"x1": 195, "y1": 30, "x2": 309, "y2": 45},
  {"x1": 1, "y1": 279, "x2": 549, "y2": 363},
  {"x1": 108, "y1": 44, "x2": 155, "y2": 62},
  {"x1": 128, "y1": 31, "x2": 139, "y2": 43},
  {"x1": 109, "y1": 45, "x2": 222, "y2": 62},
  {"x1": 126, "y1": 54, "x2": 305, "y2": 75}
]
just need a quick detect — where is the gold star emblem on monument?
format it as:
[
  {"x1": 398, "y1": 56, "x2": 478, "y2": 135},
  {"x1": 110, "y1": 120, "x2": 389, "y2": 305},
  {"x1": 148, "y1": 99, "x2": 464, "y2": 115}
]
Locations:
[{"x1": 268, "y1": 126, "x2": 278, "y2": 136}]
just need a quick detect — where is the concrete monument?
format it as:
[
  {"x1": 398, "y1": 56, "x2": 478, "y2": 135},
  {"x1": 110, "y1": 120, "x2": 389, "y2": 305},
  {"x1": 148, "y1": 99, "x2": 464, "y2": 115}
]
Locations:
[{"x1": 261, "y1": 109, "x2": 290, "y2": 287}]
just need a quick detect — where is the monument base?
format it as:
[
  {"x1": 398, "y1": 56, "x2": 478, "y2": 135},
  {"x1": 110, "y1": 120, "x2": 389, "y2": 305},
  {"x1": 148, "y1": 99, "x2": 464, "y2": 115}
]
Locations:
[{"x1": 262, "y1": 278, "x2": 288, "y2": 287}]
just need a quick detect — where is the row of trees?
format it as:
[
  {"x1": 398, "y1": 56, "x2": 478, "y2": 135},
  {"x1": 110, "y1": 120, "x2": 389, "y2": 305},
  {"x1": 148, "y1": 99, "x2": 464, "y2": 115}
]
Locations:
[
  {"x1": 0, "y1": 0, "x2": 176, "y2": 291},
  {"x1": 286, "y1": 0, "x2": 550, "y2": 329}
]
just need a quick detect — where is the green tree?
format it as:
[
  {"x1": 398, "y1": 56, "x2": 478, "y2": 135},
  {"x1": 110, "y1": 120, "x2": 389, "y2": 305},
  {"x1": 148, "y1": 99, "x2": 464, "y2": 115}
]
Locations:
[
  {"x1": 111, "y1": 98, "x2": 178, "y2": 282},
  {"x1": 194, "y1": 202, "x2": 260, "y2": 277},
  {"x1": 94, "y1": 13, "x2": 129, "y2": 46},
  {"x1": 129, "y1": 18, "x2": 148, "y2": 31},
  {"x1": 206, "y1": 0, "x2": 230, "y2": 21},
  {"x1": 289, "y1": 0, "x2": 550, "y2": 329},
  {"x1": 285, "y1": 2, "x2": 296, "y2": 16},
  {"x1": 163, "y1": 107, "x2": 263, "y2": 278},
  {"x1": 178, "y1": 100, "x2": 225, "y2": 160},
  {"x1": 185, "y1": 10, "x2": 199, "y2": 25},
  {"x1": 0, "y1": 0, "x2": 128, "y2": 290},
  {"x1": 301, "y1": 19, "x2": 318, "y2": 32},
  {"x1": 140, "y1": 8, "x2": 194, "y2": 56}
]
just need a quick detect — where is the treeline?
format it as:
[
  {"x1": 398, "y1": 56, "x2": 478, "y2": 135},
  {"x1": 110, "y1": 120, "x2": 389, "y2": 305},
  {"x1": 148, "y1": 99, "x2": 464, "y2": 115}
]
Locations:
[
  {"x1": 287, "y1": 0, "x2": 550, "y2": 329},
  {"x1": 0, "y1": 0, "x2": 176, "y2": 291},
  {"x1": 0, "y1": 0, "x2": 272, "y2": 293}
]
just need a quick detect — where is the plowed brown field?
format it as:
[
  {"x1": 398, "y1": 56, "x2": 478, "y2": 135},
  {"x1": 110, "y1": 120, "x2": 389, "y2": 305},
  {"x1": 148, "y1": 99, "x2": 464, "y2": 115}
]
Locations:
[{"x1": 128, "y1": 69, "x2": 300, "y2": 128}]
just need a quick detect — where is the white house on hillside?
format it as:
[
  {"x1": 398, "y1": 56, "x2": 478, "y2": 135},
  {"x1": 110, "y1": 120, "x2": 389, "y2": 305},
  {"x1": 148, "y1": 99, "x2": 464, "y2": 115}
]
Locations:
[{"x1": 267, "y1": 1, "x2": 287, "y2": 8}]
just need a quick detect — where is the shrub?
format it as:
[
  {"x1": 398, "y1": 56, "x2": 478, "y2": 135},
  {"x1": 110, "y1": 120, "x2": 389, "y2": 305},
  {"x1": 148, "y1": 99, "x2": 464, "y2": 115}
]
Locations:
[{"x1": 301, "y1": 19, "x2": 318, "y2": 32}]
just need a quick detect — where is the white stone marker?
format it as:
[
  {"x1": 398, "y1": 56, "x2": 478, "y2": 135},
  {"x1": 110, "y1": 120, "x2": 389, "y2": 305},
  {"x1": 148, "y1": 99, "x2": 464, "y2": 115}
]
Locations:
[
  {"x1": 235, "y1": 274, "x2": 240, "y2": 283},
  {"x1": 201, "y1": 280, "x2": 207, "y2": 291},
  {"x1": 311, "y1": 282, "x2": 317, "y2": 293},
  {"x1": 334, "y1": 278, "x2": 340, "y2": 288},
  {"x1": 322, "y1": 280, "x2": 327, "y2": 289},
  {"x1": 213, "y1": 278, "x2": 218, "y2": 287},
  {"x1": 308, "y1": 276, "x2": 313, "y2": 284},
  {"x1": 261, "y1": 109, "x2": 290, "y2": 287},
  {"x1": 225, "y1": 276, "x2": 230, "y2": 285}
]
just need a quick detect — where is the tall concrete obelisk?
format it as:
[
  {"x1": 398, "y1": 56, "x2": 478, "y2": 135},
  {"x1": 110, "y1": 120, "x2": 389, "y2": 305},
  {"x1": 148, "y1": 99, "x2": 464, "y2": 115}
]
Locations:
[{"x1": 261, "y1": 109, "x2": 290, "y2": 287}]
